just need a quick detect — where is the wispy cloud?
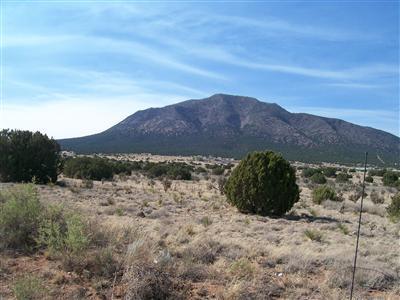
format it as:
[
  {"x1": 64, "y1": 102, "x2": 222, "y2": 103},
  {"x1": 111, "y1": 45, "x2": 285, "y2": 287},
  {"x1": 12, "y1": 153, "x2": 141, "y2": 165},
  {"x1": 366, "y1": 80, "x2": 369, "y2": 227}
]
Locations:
[
  {"x1": 4, "y1": 34, "x2": 227, "y2": 80},
  {"x1": 325, "y1": 83, "x2": 387, "y2": 89},
  {"x1": 203, "y1": 14, "x2": 377, "y2": 42},
  {"x1": 9, "y1": 34, "x2": 391, "y2": 86},
  {"x1": 42, "y1": 67, "x2": 207, "y2": 96},
  {"x1": 135, "y1": 33, "x2": 397, "y2": 80},
  {"x1": 120, "y1": 7, "x2": 376, "y2": 42},
  {"x1": 234, "y1": 62, "x2": 398, "y2": 80}
]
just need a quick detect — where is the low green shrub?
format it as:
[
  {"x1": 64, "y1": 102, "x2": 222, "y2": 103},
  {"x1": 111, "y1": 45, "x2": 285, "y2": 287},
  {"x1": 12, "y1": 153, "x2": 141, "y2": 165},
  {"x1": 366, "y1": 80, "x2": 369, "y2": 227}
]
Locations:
[
  {"x1": 13, "y1": 275, "x2": 46, "y2": 300},
  {"x1": 111, "y1": 160, "x2": 142, "y2": 174},
  {"x1": 194, "y1": 167, "x2": 207, "y2": 174},
  {"x1": 301, "y1": 168, "x2": 320, "y2": 178},
  {"x1": 310, "y1": 172, "x2": 327, "y2": 184},
  {"x1": 0, "y1": 184, "x2": 43, "y2": 252},
  {"x1": 337, "y1": 223, "x2": 349, "y2": 235},
  {"x1": 37, "y1": 204, "x2": 66, "y2": 254},
  {"x1": 336, "y1": 173, "x2": 349, "y2": 183},
  {"x1": 167, "y1": 164, "x2": 192, "y2": 180},
  {"x1": 365, "y1": 176, "x2": 374, "y2": 183},
  {"x1": 38, "y1": 209, "x2": 90, "y2": 256},
  {"x1": 321, "y1": 167, "x2": 337, "y2": 178},
  {"x1": 312, "y1": 185, "x2": 337, "y2": 204},
  {"x1": 224, "y1": 164, "x2": 234, "y2": 170},
  {"x1": 383, "y1": 171, "x2": 399, "y2": 187},
  {"x1": 211, "y1": 167, "x2": 225, "y2": 176},
  {"x1": 0, "y1": 184, "x2": 92, "y2": 256},
  {"x1": 1, "y1": 184, "x2": 121, "y2": 280},
  {"x1": 64, "y1": 213, "x2": 90, "y2": 253},
  {"x1": 229, "y1": 258, "x2": 255, "y2": 279},
  {"x1": 146, "y1": 162, "x2": 192, "y2": 180}
]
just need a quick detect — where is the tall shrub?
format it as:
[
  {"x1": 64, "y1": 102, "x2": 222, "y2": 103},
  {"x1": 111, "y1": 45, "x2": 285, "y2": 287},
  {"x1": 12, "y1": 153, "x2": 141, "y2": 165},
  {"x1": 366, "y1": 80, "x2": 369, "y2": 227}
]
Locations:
[
  {"x1": 0, "y1": 129, "x2": 61, "y2": 183},
  {"x1": 225, "y1": 151, "x2": 299, "y2": 216}
]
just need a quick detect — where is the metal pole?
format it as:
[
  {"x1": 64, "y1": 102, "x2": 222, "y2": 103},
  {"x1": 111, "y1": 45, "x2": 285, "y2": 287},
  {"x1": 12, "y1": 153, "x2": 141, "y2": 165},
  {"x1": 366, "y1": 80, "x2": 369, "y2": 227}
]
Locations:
[{"x1": 350, "y1": 152, "x2": 368, "y2": 299}]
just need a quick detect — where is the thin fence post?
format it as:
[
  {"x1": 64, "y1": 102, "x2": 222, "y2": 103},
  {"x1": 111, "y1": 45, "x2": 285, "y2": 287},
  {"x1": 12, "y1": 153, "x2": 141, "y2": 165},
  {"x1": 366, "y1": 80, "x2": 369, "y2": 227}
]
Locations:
[{"x1": 350, "y1": 152, "x2": 368, "y2": 299}]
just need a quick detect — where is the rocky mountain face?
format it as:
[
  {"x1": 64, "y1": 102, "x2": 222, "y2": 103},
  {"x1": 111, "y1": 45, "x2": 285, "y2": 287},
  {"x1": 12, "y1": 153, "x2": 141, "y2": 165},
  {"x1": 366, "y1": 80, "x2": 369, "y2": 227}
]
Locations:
[{"x1": 59, "y1": 94, "x2": 400, "y2": 165}]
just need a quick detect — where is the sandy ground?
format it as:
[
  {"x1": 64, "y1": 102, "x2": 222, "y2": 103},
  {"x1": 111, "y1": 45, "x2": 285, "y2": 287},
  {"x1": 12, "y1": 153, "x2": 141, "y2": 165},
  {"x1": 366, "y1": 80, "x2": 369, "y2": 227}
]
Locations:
[{"x1": 1, "y1": 155, "x2": 399, "y2": 299}]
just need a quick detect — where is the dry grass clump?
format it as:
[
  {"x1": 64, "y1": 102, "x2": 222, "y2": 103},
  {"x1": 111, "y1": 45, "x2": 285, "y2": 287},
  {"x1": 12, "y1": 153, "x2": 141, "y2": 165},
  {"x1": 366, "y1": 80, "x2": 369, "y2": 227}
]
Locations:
[
  {"x1": 229, "y1": 257, "x2": 256, "y2": 280},
  {"x1": 173, "y1": 239, "x2": 224, "y2": 282},
  {"x1": 122, "y1": 235, "x2": 188, "y2": 299},
  {"x1": 327, "y1": 260, "x2": 399, "y2": 292},
  {"x1": 180, "y1": 239, "x2": 224, "y2": 265},
  {"x1": 123, "y1": 262, "x2": 187, "y2": 300},
  {"x1": 304, "y1": 229, "x2": 324, "y2": 242},
  {"x1": 281, "y1": 252, "x2": 322, "y2": 274},
  {"x1": 223, "y1": 274, "x2": 284, "y2": 299},
  {"x1": 312, "y1": 185, "x2": 337, "y2": 204},
  {"x1": 12, "y1": 275, "x2": 47, "y2": 300},
  {"x1": 370, "y1": 191, "x2": 385, "y2": 204}
]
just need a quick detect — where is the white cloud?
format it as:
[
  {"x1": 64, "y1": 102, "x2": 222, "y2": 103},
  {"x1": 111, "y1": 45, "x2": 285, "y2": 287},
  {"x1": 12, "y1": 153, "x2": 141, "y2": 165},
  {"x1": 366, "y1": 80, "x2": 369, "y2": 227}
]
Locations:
[
  {"x1": 1, "y1": 94, "x2": 186, "y2": 139},
  {"x1": 1, "y1": 68, "x2": 207, "y2": 139}
]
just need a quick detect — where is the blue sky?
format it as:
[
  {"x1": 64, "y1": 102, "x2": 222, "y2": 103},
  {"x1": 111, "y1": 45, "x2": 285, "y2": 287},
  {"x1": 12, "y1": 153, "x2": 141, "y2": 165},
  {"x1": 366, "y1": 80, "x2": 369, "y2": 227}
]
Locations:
[{"x1": 1, "y1": 1, "x2": 399, "y2": 138}]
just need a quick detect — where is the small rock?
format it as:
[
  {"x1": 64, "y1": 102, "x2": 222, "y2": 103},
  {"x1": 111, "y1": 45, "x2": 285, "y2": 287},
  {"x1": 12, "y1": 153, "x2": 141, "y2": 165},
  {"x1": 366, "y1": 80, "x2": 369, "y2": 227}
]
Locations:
[{"x1": 137, "y1": 211, "x2": 146, "y2": 218}]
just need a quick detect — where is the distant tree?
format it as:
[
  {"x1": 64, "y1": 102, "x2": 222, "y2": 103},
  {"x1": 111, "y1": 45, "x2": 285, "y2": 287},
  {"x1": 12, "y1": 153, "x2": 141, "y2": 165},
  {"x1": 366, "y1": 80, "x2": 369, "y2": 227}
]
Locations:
[
  {"x1": 301, "y1": 168, "x2": 321, "y2": 178},
  {"x1": 382, "y1": 171, "x2": 399, "y2": 187},
  {"x1": 211, "y1": 166, "x2": 225, "y2": 176},
  {"x1": 321, "y1": 167, "x2": 337, "y2": 178},
  {"x1": 368, "y1": 169, "x2": 387, "y2": 177},
  {"x1": 166, "y1": 164, "x2": 192, "y2": 180},
  {"x1": 0, "y1": 129, "x2": 61, "y2": 183},
  {"x1": 63, "y1": 157, "x2": 113, "y2": 181}
]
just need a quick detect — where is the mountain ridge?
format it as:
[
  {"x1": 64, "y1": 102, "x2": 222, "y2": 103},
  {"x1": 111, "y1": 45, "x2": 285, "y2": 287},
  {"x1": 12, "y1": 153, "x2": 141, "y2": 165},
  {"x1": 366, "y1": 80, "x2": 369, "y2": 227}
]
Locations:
[{"x1": 59, "y1": 94, "x2": 400, "y2": 166}]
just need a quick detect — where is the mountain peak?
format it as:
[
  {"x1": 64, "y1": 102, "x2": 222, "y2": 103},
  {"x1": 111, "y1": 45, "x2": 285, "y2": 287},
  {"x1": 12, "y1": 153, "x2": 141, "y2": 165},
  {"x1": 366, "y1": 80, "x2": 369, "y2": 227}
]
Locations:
[{"x1": 59, "y1": 94, "x2": 400, "y2": 166}]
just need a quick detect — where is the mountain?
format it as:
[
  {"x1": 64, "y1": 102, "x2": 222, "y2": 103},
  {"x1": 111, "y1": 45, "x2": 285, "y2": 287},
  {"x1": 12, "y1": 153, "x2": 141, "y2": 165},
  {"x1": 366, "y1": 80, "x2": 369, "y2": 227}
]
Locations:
[{"x1": 59, "y1": 94, "x2": 400, "y2": 166}]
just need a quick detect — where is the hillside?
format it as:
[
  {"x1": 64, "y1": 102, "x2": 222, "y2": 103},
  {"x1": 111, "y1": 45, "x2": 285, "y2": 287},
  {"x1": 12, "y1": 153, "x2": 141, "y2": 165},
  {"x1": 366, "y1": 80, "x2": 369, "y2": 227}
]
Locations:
[{"x1": 59, "y1": 94, "x2": 400, "y2": 165}]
